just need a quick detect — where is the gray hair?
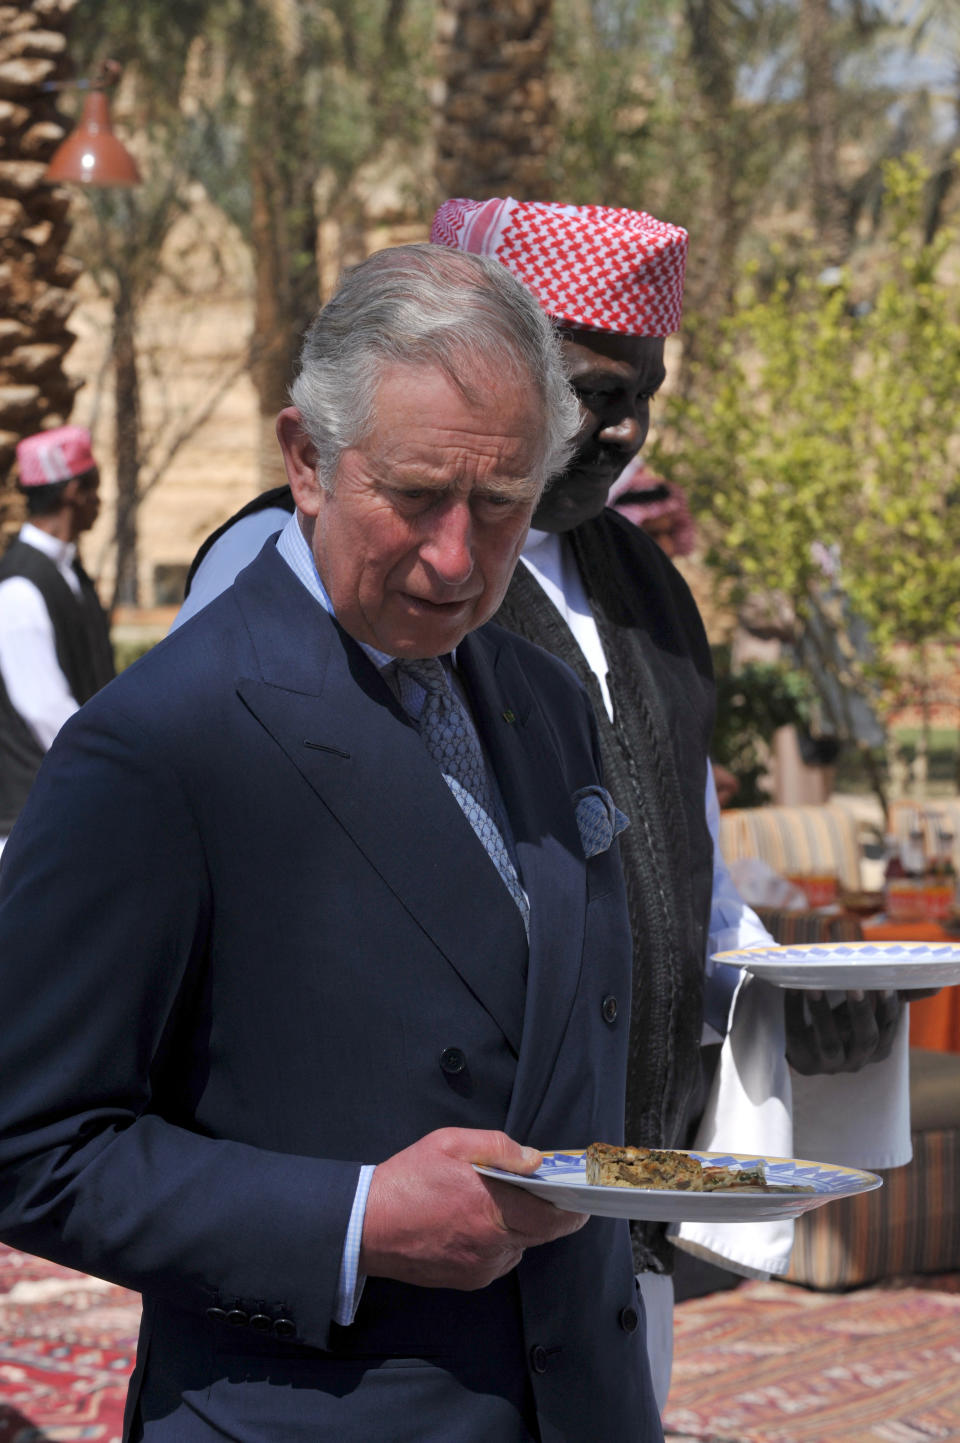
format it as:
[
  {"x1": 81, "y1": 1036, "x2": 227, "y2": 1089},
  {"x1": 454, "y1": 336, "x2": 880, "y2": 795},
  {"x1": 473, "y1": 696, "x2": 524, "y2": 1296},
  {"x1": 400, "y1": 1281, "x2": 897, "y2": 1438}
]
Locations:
[{"x1": 289, "y1": 243, "x2": 580, "y2": 493}]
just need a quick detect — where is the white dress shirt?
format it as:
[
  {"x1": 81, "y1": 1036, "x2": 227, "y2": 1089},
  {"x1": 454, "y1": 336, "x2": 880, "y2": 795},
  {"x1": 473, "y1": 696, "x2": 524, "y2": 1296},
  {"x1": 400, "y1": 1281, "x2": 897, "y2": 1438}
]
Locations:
[
  {"x1": 0, "y1": 522, "x2": 83, "y2": 749},
  {"x1": 172, "y1": 507, "x2": 291, "y2": 631},
  {"x1": 0, "y1": 524, "x2": 87, "y2": 857}
]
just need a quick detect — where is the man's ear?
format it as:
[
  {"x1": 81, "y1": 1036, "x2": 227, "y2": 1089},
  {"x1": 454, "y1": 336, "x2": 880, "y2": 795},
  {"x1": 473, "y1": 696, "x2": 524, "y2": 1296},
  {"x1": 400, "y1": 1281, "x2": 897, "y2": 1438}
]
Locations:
[{"x1": 276, "y1": 408, "x2": 323, "y2": 516}]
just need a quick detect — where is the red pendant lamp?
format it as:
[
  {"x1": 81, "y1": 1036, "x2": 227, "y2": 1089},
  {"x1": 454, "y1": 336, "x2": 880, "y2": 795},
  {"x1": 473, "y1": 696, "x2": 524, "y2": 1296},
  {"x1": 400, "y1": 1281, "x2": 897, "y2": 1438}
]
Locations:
[{"x1": 46, "y1": 89, "x2": 140, "y2": 188}]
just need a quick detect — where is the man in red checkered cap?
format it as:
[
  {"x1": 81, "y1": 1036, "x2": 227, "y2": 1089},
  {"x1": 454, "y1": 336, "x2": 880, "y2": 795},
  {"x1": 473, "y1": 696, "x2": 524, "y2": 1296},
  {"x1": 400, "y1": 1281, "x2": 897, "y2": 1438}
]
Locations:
[
  {"x1": 433, "y1": 200, "x2": 722, "y2": 1404},
  {"x1": 429, "y1": 200, "x2": 912, "y2": 1407},
  {"x1": 0, "y1": 426, "x2": 114, "y2": 852}
]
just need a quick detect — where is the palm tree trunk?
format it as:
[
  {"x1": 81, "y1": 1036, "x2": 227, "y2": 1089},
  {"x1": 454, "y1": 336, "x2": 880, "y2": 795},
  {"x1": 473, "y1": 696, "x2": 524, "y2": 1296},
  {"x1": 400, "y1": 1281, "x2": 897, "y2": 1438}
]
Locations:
[
  {"x1": 800, "y1": 0, "x2": 848, "y2": 264},
  {"x1": 434, "y1": 0, "x2": 555, "y2": 201},
  {"x1": 680, "y1": 0, "x2": 750, "y2": 358},
  {"x1": 247, "y1": 0, "x2": 319, "y2": 490},
  {"x1": 0, "y1": 0, "x2": 82, "y2": 533},
  {"x1": 111, "y1": 271, "x2": 140, "y2": 608}
]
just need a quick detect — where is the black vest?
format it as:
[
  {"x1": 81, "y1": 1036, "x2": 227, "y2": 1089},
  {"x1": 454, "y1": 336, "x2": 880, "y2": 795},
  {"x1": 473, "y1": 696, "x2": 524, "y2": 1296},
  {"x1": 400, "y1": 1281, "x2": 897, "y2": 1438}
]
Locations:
[
  {"x1": 0, "y1": 536, "x2": 115, "y2": 833},
  {"x1": 495, "y1": 511, "x2": 716, "y2": 1271}
]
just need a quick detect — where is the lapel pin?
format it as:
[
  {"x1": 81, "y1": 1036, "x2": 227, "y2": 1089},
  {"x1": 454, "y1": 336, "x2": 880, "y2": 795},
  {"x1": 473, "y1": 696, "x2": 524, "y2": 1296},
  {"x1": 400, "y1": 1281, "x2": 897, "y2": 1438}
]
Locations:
[{"x1": 502, "y1": 709, "x2": 516, "y2": 724}]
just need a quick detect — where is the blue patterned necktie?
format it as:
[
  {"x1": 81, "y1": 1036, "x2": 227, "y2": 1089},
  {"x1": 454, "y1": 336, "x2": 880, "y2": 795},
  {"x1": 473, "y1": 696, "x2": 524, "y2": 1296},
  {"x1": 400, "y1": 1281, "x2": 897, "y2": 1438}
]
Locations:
[{"x1": 394, "y1": 657, "x2": 529, "y2": 935}]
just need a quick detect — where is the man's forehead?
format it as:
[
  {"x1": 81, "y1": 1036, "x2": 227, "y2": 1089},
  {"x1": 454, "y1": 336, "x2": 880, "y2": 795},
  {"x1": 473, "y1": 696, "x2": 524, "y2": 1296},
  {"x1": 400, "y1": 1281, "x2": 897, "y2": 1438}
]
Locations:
[
  {"x1": 559, "y1": 330, "x2": 666, "y2": 379},
  {"x1": 349, "y1": 366, "x2": 542, "y2": 488},
  {"x1": 359, "y1": 436, "x2": 540, "y2": 494}
]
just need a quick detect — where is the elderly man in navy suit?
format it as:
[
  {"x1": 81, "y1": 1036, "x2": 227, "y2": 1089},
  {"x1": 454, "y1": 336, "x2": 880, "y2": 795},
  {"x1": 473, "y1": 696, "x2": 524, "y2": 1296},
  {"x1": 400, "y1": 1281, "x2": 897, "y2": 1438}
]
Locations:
[{"x1": 0, "y1": 245, "x2": 663, "y2": 1442}]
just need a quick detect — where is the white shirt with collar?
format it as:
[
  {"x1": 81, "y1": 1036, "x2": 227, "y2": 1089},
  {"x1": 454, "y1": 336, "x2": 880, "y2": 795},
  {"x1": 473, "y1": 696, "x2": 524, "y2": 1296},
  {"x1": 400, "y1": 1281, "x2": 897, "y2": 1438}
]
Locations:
[{"x1": 0, "y1": 522, "x2": 84, "y2": 756}]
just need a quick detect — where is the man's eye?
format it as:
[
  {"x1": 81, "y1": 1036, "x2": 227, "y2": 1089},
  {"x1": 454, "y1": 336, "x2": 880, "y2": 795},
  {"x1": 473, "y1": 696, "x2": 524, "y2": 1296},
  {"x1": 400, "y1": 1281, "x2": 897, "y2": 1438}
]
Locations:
[
  {"x1": 575, "y1": 389, "x2": 609, "y2": 408},
  {"x1": 478, "y1": 494, "x2": 515, "y2": 509}
]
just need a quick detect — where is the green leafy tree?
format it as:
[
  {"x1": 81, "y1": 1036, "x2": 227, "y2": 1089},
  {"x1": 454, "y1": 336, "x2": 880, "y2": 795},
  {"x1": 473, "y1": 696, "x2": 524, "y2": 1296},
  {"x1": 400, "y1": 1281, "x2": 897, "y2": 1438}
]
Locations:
[
  {"x1": 551, "y1": 0, "x2": 954, "y2": 355},
  {"x1": 711, "y1": 645, "x2": 814, "y2": 806},
  {"x1": 653, "y1": 155, "x2": 960, "y2": 812}
]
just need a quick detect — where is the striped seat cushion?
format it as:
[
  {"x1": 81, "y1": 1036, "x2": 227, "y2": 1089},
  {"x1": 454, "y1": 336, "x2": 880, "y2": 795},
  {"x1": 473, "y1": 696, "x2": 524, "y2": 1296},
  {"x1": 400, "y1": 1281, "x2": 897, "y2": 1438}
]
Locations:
[
  {"x1": 786, "y1": 1127, "x2": 960, "y2": 1289},
  {"x1": 719, "y1": 804, "x2": 864, "y2": 892},
  {"x1": 787, "y1": 1049, "x2": 960, "y2": 1289}
]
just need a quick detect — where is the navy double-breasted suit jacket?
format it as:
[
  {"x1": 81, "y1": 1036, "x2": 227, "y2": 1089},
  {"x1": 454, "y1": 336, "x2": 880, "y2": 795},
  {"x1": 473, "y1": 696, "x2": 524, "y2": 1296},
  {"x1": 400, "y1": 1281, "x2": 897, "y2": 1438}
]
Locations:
[{"x1": 0, "y1": 543, "x2": 662, "y2": 1442}]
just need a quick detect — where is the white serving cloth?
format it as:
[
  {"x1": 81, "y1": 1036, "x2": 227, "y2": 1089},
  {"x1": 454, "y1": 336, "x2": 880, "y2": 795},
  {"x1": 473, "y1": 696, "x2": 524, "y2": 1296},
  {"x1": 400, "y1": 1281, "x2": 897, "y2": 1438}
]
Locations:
[{"x1": 671, "y1": 974, "x2": 912, "y2": 1277}]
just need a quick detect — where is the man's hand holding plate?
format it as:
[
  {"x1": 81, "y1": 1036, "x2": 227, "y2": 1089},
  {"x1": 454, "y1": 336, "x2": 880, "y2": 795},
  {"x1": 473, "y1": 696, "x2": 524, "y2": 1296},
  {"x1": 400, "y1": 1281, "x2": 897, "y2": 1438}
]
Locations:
[{"x1": 359, "y1": 1127, "x2": 588, "y2": 1290}]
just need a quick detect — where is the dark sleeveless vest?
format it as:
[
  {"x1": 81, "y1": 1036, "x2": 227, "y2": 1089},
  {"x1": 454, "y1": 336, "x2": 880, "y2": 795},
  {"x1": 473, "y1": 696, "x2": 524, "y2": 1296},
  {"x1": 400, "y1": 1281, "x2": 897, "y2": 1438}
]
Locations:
[
  {"x1": 0, "y1": 536, "x2": 115, "y2": 833},
  {"x1": 495, "y1": 510, "x2": 716, "y2": 1272}
]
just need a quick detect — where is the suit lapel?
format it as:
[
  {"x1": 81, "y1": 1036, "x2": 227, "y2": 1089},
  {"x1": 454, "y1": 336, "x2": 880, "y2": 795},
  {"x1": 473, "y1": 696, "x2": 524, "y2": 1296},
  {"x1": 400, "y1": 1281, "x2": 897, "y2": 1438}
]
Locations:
[
  {"x1": 232, "y1": 549, "x2": 528, "y2": 1053},
  {"x1": 458, "y1": 630, "x2": 588, "y2": 1141}
]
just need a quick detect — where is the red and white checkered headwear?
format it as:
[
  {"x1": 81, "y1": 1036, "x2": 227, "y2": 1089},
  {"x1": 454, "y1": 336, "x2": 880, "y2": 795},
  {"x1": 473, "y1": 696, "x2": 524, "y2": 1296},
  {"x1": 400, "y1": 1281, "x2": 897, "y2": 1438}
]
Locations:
[
  {"x1": 16, "y1": 426, "x2": 96, "y2": 488},
  {"x1": 430, "y1": 197, "x2": 688, "y2": 336}
]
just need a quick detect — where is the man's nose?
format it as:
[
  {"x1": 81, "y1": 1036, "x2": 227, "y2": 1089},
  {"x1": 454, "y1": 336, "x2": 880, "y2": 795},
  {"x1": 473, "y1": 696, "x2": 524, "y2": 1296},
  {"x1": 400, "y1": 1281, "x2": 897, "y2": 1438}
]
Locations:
[
  {"x1": 598, "y1": 410, "x2": 647, "y2": 456},
  {"x1": 422, "y1": 502, "x2": 475, "y2": 586}
]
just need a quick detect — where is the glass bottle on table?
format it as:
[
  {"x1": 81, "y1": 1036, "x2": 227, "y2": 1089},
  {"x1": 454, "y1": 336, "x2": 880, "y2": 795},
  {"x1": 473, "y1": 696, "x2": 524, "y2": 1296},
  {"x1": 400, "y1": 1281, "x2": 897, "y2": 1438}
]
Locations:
[
  {"x1": 886, "y1": 828, "x2": 925, "y2": 921},
  {"x1": 929, "y1": 829, "x2": 957, "y2": 920}
]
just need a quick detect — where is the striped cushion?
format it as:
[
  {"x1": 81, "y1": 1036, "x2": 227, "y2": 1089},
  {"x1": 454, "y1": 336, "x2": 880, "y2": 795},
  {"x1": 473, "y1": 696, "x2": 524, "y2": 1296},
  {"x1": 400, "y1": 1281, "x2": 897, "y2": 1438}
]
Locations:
[
  {"x1": 787, "y1": 1050, "x2": 960, "y2": 1289},
  {"x1": 719, "y1": 804, "x2": 864, "y2": 891},
  {"x1": 787, "y1": 1127, "x2": 960, "y2": 1289}
]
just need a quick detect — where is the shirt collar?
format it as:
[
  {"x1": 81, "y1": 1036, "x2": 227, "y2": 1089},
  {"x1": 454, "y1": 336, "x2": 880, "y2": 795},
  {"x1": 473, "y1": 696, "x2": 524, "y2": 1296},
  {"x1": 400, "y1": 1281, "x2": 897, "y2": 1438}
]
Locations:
[
  {"x1": 275, "y1": 512, "x2": 458, "y2": 672},
  {"x1": 20, "y1": 522, "x2": 77, "y2": 571}
]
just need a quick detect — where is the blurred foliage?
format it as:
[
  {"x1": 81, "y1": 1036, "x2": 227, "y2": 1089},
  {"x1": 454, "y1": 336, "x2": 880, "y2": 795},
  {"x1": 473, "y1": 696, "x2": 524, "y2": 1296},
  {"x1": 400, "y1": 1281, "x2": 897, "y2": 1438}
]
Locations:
[
  {"x1": 112, "y1": 637, "x2": 157, "y2": 673},
  {"x1": 68, "y1": 1, "x2": 434, "y2": 217},
  {"x1": 549, "y1": 0, "x2": 956, "y2": 323},
  {"x1": 653, "y1": 157, "x2": 960, "y2": 802},
  {"x1": 46, "y1": 1, "x2": 960, "y2": 652},
  {"x1": 711, "y1": 645, "x2": 815, "y2": 806}
]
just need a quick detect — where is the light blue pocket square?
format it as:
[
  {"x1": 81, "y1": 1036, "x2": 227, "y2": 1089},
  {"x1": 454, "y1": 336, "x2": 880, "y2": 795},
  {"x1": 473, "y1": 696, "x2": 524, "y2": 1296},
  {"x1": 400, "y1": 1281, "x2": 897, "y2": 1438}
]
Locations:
[{"x1": 572, "y1": 785, "x2": 630, "y2": 859}]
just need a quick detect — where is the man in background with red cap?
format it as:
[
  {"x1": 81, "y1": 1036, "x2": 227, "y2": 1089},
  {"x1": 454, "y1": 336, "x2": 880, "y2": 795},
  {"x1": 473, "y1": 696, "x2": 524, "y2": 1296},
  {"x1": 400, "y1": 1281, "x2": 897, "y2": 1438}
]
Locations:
[{"x1": 0, "y1": 426, "x2": 114, "y2": 853}]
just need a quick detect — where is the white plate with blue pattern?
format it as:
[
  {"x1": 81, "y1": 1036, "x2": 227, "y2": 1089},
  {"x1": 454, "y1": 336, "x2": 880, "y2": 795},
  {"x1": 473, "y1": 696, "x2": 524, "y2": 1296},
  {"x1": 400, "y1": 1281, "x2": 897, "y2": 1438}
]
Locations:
[
  {"x1": 711, "y1": 940, "x2": 960, "y2": 990},
  {"x1": 473, "y1": 1149, "x2": 881, "y2": 1222}
]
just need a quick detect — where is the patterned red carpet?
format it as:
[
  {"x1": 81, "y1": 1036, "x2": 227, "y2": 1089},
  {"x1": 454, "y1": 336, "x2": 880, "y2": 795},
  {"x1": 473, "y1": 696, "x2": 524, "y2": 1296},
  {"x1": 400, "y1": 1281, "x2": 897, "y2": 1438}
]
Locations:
[
  {"x1": 3, "y1": 1244, "x2": 959, "y2": 1442},
  {"x1": 664, "y1": 1275, "x2": 960, "y2": 1443},
  {"x1": 0, "y1": 1244, "x2": 140, "y2": 1443}
]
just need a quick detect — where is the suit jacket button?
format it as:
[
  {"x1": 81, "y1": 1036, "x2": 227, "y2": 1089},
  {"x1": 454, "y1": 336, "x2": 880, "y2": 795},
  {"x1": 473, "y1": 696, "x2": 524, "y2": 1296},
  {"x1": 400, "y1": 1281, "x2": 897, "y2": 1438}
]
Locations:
[
  {"x1": 273, "y1": 1317, "x2": 297, "y2": 1338},
  {"x1": 249, "y1": 1313, "x2": 272, "y2": 1332},
  {"x1": 619, "y1": 1305, "x2": 639, "y2": 1333},
  {"x1": 529, "y1": 1344, "x2": 549, "y2": 1374},
  {"x1": 226, "y1": 1309, "x2": 249, "y2": 1327},
  {"x1": 439, "y1": 1046, "x2": 466, "y2": 1075},
  {"x1": 601, "y1": 995, "x2": 618, "y2": 1024},
  {"x1": 205, "y1": 1306, "x2": 228, "y2": 1324}
]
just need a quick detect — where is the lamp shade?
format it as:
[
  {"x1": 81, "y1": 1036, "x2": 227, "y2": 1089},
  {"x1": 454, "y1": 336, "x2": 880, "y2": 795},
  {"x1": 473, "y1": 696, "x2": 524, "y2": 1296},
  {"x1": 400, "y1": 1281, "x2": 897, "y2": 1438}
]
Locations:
[{"x1": 46, "y1": 90, "x2": 141, "y2": 187}]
